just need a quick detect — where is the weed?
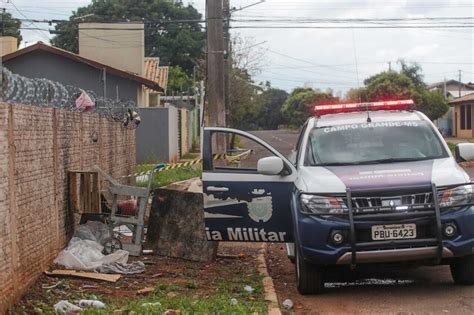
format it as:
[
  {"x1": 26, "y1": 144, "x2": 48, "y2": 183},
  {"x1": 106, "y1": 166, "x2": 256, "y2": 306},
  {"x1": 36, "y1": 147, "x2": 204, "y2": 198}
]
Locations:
[
  {"x1": 135, "y1": 164, "x2": 202, "y2": 189},
  {"x1": 185, "y1": 281, "x2": 198, "y2": 289}
]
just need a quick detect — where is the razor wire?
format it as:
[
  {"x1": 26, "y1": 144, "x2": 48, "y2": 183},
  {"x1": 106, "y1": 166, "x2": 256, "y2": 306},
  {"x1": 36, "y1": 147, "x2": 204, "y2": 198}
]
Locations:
[{"x1": 1, "y1": 67, "x2": 141, "y2": 129}]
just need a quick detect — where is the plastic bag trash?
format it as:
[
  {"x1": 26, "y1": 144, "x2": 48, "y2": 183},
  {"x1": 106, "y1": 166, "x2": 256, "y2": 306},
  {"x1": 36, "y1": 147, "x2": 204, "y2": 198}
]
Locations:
[
  {"x1": 282, "y1": 299, "x2": 294, "y2": 310},
  {"x1": 78, "y1": 299, "x2": 106, "y2": 308},
  {"x1": 96, "y1": 261, "x2": 145, "y2": 275},
  {"x1": 53, "y1": 300, "x2": 82, "y2": 314},
  {"x1": 54, "y1": 237, "x2": 128, "y2": 271},
  {"x1": 74, "y1": 221, "x2": 110, "y2": 244},
  {"x1": 230, "y1": 298, "x2": 238, "y2": 305},
  {"x1": 243, "y1": 285, "x2": 254, "y2": 293},
  {"x1": 75, "y1": 90, "x2": 95, "y2": 112}
]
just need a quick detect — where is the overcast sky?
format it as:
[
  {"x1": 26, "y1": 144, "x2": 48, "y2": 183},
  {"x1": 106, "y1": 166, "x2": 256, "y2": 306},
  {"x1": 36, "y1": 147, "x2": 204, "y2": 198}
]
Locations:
[{"x1": 3, "y1": 0, "x2": 473, "y2": 95}]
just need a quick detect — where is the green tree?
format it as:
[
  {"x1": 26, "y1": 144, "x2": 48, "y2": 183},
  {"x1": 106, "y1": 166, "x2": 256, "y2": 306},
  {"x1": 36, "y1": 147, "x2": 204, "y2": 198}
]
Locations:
[
  {"x1": 345, "y1": 87, "x2": 367, "y2": 102},
  {"x1": 256, "y1": 86, "x2": 289, "y2": 130},
  {"x1": 363, "y1": 65, "x2": 448, "y2": 120},
  {"x1": 51, "y1": 0, "x2": 204, "y2": 73},
  {"x1": 398, "y1": 59, "x2": 425, "y2": 88},
  {"x1": 418, "y1": 89, "x2": 449, "y2": 121},
  {"x1": 227, "y1": 68, "x2": 261, "y2": 130},
  {"x1": 0, "y1": 11, "x2": 22, "y2": 45},
  {"x1": 364, "y1": 71, "x2": 420, "y2": 103},
  {"x1": 281, "y1": 88, "x2": 339, "y2": 128},
  {"x1": 167, "y1": 66, "x2": 194, "y2": 94}
]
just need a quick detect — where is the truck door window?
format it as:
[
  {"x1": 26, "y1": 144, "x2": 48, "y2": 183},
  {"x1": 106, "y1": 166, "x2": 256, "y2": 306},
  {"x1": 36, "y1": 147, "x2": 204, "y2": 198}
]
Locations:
[{"x1": 210, "y1": 131, "x2": 278, "y2": 173}]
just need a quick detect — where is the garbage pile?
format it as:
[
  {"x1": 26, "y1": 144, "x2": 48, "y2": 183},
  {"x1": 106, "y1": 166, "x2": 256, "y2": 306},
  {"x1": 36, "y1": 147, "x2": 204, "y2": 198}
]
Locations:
[{"x1": 54, "y1": 221, "x2": 145, "y2": 274}]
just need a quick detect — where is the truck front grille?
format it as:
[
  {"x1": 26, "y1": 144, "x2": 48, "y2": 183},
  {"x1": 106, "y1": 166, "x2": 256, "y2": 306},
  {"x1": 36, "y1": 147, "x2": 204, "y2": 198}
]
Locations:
[{"x1": 344, "y1": 191, "x2": 434, "y2": 214}]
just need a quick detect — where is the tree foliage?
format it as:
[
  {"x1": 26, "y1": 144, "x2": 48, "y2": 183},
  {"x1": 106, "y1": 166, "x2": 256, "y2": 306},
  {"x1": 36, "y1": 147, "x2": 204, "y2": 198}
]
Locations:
[
  {"x1": 226, "y1": 36, "x2": 288, "y2": 130},
  {"x1": 281, "y1": 88, "x2": 339, "y2": 128},
  {"x1": 167, "y1": 66, "x2": 194, "y2": 94},
  {"x1": 364, "y1": 71, "x2": 419, "y2": 103},
  {"x1": 0, "y1": 11, "x2": 22, "y2": 45},
  {"x1": 350, "y1": 62, "x2": 449, "y2": 121},
  {"x1": 51, "y1": 0, "x2": 204, "y2": 74}
]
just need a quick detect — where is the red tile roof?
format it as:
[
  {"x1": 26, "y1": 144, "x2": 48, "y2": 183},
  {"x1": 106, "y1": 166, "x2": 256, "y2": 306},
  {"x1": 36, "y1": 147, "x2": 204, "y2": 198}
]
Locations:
[
  {"x1": 2, "y1": 42, "x2": 163, "y2": 92},
  {"x1": 144, "y1": 57, "x2": 168, "y2": 92}
]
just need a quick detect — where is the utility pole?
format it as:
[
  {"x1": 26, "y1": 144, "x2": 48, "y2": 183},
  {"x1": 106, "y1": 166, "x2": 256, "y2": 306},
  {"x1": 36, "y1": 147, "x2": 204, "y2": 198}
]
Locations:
[
  {"x1": 206, "y1": 0, "x2": 226, "y2": 128},
  {"x1": 388, "y1": 61, "x2": 391, "y2": 72},
  {"x1": 443, "y1": 77, "x2": 447, "y2": 100},
  {"x1": 223, "y1": 0, "x2": 231, "y2": 128},
  {"x1": 458, "y1": 69, "x2": 462, "y2": 98},
  {"x1": 2, "y1": 8, "x2": 6, "y2": 36},
  {"x1": 206, "y1": 0, "x2": 226, "y2": 152}
]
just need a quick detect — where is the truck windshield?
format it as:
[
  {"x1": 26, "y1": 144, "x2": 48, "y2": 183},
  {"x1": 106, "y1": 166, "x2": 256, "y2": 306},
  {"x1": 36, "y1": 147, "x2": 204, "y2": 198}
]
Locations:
[{"x1": 305, "y1": 120, "x2": 449, "y2": 166}]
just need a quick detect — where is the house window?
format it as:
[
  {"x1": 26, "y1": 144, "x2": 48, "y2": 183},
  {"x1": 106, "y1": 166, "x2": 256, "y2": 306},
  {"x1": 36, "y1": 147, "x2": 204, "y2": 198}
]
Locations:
[
  {"x1": 460, "y1": 105, "x2": 472, "y2": 130},
  {"x1": 467, "y1": 105, "x2": 472, "y2": 129}
]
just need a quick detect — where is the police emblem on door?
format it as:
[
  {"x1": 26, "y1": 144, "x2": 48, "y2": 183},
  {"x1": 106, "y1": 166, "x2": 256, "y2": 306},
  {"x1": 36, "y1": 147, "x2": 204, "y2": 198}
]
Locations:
[{"x1": 248, "y1": 190, "x2": 273, "y2": 222}]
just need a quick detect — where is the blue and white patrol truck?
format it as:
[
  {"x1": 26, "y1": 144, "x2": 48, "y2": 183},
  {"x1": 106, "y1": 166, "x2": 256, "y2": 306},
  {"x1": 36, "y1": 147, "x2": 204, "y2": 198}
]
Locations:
[{"x1": 202, "y1": 100, "x2": 474, "y2": 294}]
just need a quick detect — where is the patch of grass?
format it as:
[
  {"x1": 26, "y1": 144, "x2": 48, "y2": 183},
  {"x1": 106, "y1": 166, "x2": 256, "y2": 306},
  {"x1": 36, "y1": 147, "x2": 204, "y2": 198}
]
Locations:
[
  {"x1": 185, "y1": 281, "x2": 198, "y2": 289},
  {"x1": 9, "y1": 264, "x2": 267, "y2": 315},
  {"x1": 51, "y1": 274, "x2": 267, "y2": 315},
  {"x1": 135, "y1": 164, "x2": 202, "y2": 189},
  {"x1": 124, "y1": 273, "x2": 264, "y2": 314}
]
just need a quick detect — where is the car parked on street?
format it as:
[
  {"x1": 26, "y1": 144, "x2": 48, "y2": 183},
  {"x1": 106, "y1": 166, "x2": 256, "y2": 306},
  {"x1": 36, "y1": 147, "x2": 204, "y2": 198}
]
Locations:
[{"x1": 202, "y1": 100, "x2": 474, "y2": 294}]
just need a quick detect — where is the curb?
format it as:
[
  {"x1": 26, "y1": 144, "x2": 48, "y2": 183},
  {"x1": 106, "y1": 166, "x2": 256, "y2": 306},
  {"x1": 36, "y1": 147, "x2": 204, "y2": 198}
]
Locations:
[{"x1": 257, "y1": 243, "x2": 282, "y2": 315}]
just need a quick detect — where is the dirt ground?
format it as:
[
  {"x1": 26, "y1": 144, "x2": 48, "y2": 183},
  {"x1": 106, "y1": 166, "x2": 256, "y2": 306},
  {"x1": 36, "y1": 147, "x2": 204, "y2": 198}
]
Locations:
[
  {"x1": 266, "y1": 243, "x2": 474, "y2": 315},
  {"x1": 9, "y1": 243, "x2": 266, "y2": 314}
]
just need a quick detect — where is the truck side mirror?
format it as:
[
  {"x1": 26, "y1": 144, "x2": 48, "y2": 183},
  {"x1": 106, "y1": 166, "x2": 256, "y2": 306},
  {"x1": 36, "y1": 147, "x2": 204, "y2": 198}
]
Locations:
[
  {"x1": 257, "y1": 156, "x2": 284, "y2": 175},
  {"x1": 455, "y1": 143, "x2": 474, "y2": 162}
]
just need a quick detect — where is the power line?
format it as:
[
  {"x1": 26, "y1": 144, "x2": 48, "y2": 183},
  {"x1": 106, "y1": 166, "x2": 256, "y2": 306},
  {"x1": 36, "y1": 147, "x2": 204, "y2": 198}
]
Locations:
[
  {"x1": 7, "y1": 0, "x2": 51, "y2": 41},
  {"x1": 232, "y1": 25, "x2": 474, "y2": 29}
]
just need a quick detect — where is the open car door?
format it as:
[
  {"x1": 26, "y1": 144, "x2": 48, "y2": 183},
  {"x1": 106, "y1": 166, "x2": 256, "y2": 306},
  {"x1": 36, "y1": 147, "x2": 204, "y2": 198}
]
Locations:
[{"x1": 202, "y1": 127, "x2": 296, "y2": 242}]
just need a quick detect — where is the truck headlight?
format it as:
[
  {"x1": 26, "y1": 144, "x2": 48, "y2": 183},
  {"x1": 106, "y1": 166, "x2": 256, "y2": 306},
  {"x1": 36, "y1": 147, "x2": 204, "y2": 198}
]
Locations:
[
  {"x1": 439, "y1": 184, "x2": 474, "y2": 208},
  {"x1": 300, "y1": 194, "x2": 347, "y2": 215}
]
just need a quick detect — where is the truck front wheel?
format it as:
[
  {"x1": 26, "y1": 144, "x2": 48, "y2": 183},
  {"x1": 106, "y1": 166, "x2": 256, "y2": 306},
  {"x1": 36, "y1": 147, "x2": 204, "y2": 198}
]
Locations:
[
  {"x1": 295, "y1": 246, "x2": 324, "y2": 294},
  {"x1": 450, "y1": 254, "x2": 474, "y2": 285}
]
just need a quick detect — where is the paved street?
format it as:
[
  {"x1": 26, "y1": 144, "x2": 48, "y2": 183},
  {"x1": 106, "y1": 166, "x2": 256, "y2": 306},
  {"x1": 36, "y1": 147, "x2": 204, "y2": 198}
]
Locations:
[{"x1": 247, "y1": 129, "x2": 474, "y2": 314}]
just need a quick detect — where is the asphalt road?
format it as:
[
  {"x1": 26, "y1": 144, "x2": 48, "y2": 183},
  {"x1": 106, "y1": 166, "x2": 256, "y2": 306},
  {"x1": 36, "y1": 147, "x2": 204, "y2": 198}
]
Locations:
[
  {"x1": 249, "y1": 129, "x2": 300, "y2": 158},
  {"x1": 245, "y1": 129, "x2": 474, "y2": 314}
]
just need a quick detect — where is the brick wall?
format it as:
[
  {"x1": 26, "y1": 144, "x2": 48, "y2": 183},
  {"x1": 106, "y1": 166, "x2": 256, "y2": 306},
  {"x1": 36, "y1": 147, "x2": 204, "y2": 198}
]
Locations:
[{"x1": 0, "y1": 103, "x2": 136, "y2": 314}]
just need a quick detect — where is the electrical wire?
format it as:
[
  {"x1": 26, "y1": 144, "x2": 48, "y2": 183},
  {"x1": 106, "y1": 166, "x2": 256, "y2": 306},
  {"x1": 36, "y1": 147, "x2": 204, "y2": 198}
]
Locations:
[{"x1": 8, "y1": 0, "x2": 51, "y2": 41}]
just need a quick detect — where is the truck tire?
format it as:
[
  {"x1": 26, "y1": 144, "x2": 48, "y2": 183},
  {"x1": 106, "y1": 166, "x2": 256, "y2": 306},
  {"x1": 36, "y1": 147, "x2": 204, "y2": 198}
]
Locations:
[
  {"x1": 450, "y1": 254, "x2": 474, "y2": 285},
  {"x1": 295, "y1": 245, "x2": 324, "y2": 294}
]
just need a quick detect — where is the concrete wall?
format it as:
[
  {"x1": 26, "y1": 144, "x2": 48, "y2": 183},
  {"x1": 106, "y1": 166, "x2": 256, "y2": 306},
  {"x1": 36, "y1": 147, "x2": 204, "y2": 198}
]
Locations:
[
  {"x1": 435, "y1": 107, "x2": 454, "y2": 136},
  {"x1": 3, "y1": 50, "x2": 141, "y2": 104},
  {"x1": 168, "y1": 106, "x2": 179, "y2": 162},
  {"x1": 136, "y1": 107, "x2": 179, "y2": 163},
  {"x1": 0, "y1": 103, "x2": 135, "y2": 314},
  {"x1": 79, "y1": 23, "x2": 144, "y2": 76},
  {"x1": 0, "y1": 36, "x2": 17, "y2": 56}
]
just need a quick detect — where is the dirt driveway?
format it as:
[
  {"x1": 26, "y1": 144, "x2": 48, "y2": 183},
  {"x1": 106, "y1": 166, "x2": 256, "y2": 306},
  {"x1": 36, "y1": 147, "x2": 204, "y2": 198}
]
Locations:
[{"x1": 267, "y1": 243, "x2": 474, "y2": 314}]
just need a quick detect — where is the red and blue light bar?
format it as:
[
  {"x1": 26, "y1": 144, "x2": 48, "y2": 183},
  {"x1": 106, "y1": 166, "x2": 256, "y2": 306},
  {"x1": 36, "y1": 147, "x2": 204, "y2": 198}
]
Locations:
[{"x1": 314, "y1": 99, "x2": 414, "y2": 116}]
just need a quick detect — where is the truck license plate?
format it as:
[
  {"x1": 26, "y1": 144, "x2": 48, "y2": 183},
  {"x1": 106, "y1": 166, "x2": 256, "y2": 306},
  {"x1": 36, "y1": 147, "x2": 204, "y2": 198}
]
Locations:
[{"x1": 371, "y1": 224, "x2": 416, "y2": 240}]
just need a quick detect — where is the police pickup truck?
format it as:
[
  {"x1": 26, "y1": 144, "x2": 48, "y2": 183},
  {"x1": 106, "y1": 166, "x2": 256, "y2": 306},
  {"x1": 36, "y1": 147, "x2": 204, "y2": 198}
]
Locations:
[{"x1": 202, "y1": 100, "x2": 474, "y2": 294}]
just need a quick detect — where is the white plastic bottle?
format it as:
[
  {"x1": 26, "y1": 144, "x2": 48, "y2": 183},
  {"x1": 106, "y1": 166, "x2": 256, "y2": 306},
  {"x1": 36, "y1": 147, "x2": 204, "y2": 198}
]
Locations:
[{"x1": 78, "y1": 300, "x2": 106, "y2": 308}]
